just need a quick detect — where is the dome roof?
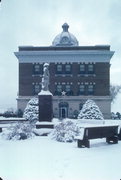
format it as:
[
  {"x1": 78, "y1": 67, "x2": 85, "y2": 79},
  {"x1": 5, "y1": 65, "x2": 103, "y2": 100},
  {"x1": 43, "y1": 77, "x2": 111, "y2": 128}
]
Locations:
[{"x1": 52, "y1": 23, "x2": 79, "y2": 47}]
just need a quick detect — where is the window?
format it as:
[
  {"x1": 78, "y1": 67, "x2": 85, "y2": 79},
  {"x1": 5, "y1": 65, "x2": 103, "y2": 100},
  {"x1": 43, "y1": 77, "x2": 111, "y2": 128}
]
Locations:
[
  {"x1": 65, "y1": 64, "x2": 71, "y2": 74},
  {"x1": 88, "y1": 64, "x2": 94, "y2": 74},
  {"x1": 56, "y1": 64, "x2": 62, "y2": 74},
  {"x1": 80, "y1": 64, "x2": 85, "y2": 74},
  {"x1": 57, "y1": 84, "x2": 62, "y2": 92},
  {"x1": 34, "y1": 84, "x2": 41, "y2": 95},
  {"x1": 54, "y1": 84, "x2": 64, "y2": 95},
  {"x1": 34, "y1": 64, "x2": 40, "y2": 74},
  {"x1": 65, "y1": 85, "x2": 73, "y2": 95},
  {"x1": 79, "y1": 85, "x2": 85, "y2": 95},
  {"x1": 65, "y1": 84, "x2": 71, "y2": 92},
  {"x1": 88, "y1": 84, "x2": 94, "y2": 95}
]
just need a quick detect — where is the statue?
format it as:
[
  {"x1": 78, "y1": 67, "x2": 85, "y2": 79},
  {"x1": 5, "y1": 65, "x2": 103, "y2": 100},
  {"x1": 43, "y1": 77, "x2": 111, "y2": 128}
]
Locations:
[{"x1": 42, "y1": 63, "x2": 49, "y2": 91}]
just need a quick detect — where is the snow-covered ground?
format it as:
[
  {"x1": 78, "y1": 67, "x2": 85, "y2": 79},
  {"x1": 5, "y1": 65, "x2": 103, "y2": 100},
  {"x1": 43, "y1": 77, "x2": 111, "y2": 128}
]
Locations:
[{"x1": 0, "y1": 135, "x2": 121, "y2": 180}]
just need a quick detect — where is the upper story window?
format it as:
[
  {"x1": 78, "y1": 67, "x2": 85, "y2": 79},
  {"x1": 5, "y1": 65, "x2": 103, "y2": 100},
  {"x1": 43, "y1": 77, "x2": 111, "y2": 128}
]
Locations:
[
  {"x1": 65, "y1": 84, "x2": 71, "y2": 92},
  {"x1": 34, "y1": 64, "x2": 40, "y2": 74},
  {"x1": 34, "y1": 84, "x2": 41, "y2": 95},
  {"x1": 54, "y1": 84, "x2": 62, "y2": 95},
  {"x1": 57, "y1": 84, "x2": 62, "y2": 92},
  {"x1": 79, "y1": 84, "x2": 85, "y2": 95},
  {"x1": 65, "y1": 64, "x2": 71, "y2": 74},
  {"x1": 80, "y1": 64, "x2": 85, "y2": 74},
  {"x1": 33, "y1": 64, "x2": 43, "y2": 75},
  {"x1": 88, "y1": 84, "x2": 94, "y2": 95},
  {"x1": 56, "y1": 64, "x2": 62, "y2": 74},
  {"x1": 65, "y1": 84, "x2": 73, "y2": 95},
  {"x1": 88, "y1": 64, "x2": 94, "y2": 74}
]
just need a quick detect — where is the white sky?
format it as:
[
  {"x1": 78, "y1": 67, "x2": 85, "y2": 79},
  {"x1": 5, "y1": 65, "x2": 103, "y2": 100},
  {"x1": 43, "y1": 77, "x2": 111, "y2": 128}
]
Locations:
[{"x1": 0, "y1": 0, "x2": 121, "y2": 112}]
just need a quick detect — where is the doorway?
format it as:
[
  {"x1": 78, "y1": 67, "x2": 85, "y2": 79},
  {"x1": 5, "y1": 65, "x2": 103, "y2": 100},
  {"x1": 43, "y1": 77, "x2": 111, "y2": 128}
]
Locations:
[{"x1": 59, "y1": 102, "x2": 69, "y2": 119}]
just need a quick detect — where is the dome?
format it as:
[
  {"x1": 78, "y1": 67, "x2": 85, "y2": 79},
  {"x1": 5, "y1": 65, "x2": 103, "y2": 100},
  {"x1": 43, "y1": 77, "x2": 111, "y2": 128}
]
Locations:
[{"x1": 52, "y1": 23, "x2": 79, "y2": 47}]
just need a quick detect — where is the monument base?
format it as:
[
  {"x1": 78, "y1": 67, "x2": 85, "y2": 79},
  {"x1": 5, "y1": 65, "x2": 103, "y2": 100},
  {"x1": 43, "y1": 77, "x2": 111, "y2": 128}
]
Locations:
[
  {"x1": 35, "y1": 122, "x2": 54, "y2": 136},
  {"x1": 36, "y1": 121, "x2": 54, "y2": 129},
  {"x1": 38, "y1": 91, "x2": 53, "y2": 122}
]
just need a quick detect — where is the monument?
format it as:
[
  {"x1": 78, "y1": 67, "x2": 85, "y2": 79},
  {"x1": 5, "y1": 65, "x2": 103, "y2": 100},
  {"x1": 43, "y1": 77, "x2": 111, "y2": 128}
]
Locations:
[{"x1": 38, "y1": 63, "x2": 53, "y2": 122}]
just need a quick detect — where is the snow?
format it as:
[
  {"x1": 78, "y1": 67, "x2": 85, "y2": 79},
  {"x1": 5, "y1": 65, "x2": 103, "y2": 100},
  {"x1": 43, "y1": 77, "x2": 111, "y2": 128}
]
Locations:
[
  {"x1": 50, "y1": 119, "x2": 80, "y2": 142},
  {"x1": 77, "y1": 124, "x2": 120, "y2": 128},
  {"x1": 0, "y1": 124, "x2": 10, "y2": 128},
  {"x1": 77, "y1": 119, "x2": 105, "y2": 124},
  {"x1": 38, "y1": 90, "x2": 53, "y2": 96},
  {"x1": 0, "y1": 136, "x2": 121, "y2": 180},
  {"x1": 23, "y1": 97, "x2": 39, "y2": 122},
  {"x1": 74, "y1": 127, "x2": 85, "y2": 140},
  {"x1": 0, "y1": 119, "x2": 121, "y2": 179},
  {"x1": 36, "y1": 121, "x2": 54, "y2": 125},
  {"x1": 33, "y1": 128, "x2": 53, "y2": 136},
  {"x1": 0, "y1": 117, "x2": 26, "y2": 121},
  {"x1": 78, "y1": 99, "x2": 104, "y2": 120}
]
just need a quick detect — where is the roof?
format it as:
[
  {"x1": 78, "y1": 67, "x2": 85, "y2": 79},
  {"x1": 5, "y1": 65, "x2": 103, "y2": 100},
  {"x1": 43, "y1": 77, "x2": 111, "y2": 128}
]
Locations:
[
  {"x1": 18, "y1": 45, "x2": 111, "y2": 51},
  {"x1": 52, "y1": 23, "x2": 79, "y2": 47}
]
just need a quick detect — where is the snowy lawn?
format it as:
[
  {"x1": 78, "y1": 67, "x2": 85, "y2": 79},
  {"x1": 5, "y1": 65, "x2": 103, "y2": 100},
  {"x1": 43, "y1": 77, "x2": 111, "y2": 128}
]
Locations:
[{"x1": 0, "y1": 136, "x2": 121, "y2": 180}]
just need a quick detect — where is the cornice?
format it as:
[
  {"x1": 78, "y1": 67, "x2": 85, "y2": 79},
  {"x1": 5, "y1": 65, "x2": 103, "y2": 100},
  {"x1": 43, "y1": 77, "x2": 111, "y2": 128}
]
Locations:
[{"x1": 14, "y1": 50, "x2": 114, "y2": 63}]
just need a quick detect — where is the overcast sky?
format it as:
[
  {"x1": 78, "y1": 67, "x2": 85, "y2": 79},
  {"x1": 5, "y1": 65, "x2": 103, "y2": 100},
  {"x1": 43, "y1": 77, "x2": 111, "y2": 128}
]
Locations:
[{"x1": 0, "y1": 0, "x2": 121, "y2": 112}]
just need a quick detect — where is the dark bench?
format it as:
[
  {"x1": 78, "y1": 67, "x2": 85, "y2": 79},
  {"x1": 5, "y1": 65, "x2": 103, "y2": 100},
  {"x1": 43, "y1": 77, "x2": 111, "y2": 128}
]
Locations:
[
  {"x1": 0, "y1": 124, "x2": 11, "y2": 133},
  {"x1": 118, "y1": 128, "x2": 121, "y2": 140},
  {"x1": 0, "y1": 127, "x2": 2, "y2": 133},
  {"x1": 75, "y1": 125, "x2": 119, "y2": 148}
]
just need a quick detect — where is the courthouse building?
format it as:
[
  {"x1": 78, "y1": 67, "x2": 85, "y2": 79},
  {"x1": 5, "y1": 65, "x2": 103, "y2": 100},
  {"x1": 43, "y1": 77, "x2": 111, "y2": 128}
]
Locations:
[{"x1": 15, "y1": 23, "x2": 114, "y2": 119}]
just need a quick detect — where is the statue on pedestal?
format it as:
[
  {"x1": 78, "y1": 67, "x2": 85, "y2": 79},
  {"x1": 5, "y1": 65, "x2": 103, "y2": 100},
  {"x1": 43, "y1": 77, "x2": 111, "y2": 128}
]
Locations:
[
  {"x1": 42, "y1": 63, "x2": 49, "y2": 91},
  {"x1": 38, "y1": 62, "x2": 53, "y2": 122}
]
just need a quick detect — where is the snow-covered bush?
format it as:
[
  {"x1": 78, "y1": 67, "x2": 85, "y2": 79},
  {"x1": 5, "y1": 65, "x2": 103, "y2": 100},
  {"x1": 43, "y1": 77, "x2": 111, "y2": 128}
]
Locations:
[
  {"x1": 23, "y1": 97, "x2": 39, "y2": 123},
  {"x1": 50, "y1": 120, "x2": 81, "y2": 142},
  {"x1": 2, "y1": 122, "x2": 35, "y2": 140},
  {"x1": 78, "y1": 99, "x2": 104, "y2": 120}
]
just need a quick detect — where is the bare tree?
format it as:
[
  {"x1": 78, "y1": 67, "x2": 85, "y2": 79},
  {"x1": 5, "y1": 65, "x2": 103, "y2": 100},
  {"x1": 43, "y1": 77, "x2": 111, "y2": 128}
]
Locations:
[{"x1": 110, "y1": 84, "x2": 121, "y2": 103}]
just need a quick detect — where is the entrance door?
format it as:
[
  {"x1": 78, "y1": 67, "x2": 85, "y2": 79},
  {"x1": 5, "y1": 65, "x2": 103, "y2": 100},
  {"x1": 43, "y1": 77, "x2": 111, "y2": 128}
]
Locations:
[
  {"x1": 59, "y1": 102, "x2": 68, "y2": 119},
  {"x1": 61, "y1": 107, "x2": 67, "y2": 118}
]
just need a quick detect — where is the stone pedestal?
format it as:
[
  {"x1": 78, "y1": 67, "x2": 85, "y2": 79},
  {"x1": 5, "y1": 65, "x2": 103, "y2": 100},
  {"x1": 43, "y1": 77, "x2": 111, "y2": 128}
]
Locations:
[{"x1": 38, "y1": 93, "x2": 53, "y2": 122}]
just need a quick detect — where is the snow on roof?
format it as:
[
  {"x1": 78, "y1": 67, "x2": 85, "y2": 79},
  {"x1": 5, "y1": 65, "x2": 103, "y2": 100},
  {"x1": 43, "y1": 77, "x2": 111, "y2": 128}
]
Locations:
[
  {"x1": 52, "y1": 23, "x2": 79, "y2": 47},
  {"x1": 36, "y1": 121, "x2": 54, "y2": 125},
  {"x1": 78, "y1": 124, "x2": 119, "y2": 128},
  {"x1": 0, "y1": 117, "x2": 26, "y2": 121}
]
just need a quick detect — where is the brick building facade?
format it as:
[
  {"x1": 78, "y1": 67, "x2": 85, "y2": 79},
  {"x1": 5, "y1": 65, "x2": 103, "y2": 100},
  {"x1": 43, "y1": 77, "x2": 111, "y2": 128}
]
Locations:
[{"x1": 15, "y1": 23, "x2": 114, "y2": 119}]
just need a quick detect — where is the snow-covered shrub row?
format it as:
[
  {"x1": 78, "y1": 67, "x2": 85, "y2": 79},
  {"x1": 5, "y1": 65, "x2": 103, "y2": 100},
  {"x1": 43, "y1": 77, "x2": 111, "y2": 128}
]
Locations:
[
  {"x1": 78, "y1": 99, "x2": 104, "y2": 120},
  {"x1": 23, "y1": 97, "x2": 39, "y2": 123},
  {"x1": 2, "y1": 122, "x2": 35, "y2": 140},
  {"x1": 50, "y1": 119, "x2": 81, "y2": 142},
  {"x1": 111, "y1": 112, "x2": 121, "y2": 120}
]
